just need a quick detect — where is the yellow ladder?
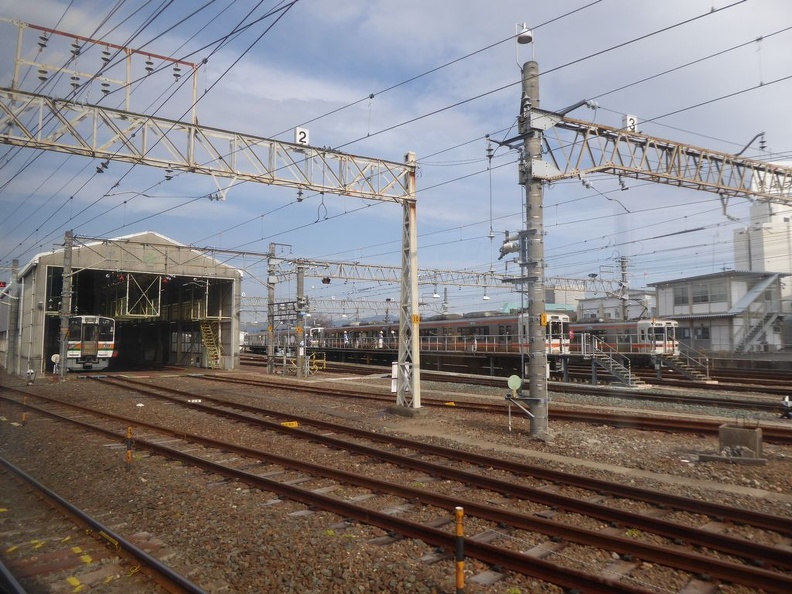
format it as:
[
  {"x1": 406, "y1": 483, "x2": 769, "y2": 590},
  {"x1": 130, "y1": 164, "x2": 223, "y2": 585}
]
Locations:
[{"x1": 199, "y1": 319, "x2": 222, "y2": 369}]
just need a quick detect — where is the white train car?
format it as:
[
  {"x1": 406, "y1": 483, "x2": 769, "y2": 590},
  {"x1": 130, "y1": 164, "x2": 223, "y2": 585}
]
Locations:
[{"x1": 570, "y1": 318, "x2": 679, "y2": 356}]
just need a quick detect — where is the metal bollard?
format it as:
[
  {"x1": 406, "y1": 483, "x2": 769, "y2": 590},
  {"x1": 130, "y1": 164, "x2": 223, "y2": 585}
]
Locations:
[
  {"x1": 125, "y1": 426, "x2": 133, "y2": 471},
  {"x1": 455, "y1": 506, "x2": 465, "y2": 593}
]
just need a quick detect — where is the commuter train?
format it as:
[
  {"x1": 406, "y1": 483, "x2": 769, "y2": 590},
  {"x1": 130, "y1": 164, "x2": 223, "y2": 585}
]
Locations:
[
  {"x1": 304, "y1": 310, "x2": 571, "y2": 355},
  {"x1": 570, "y1": 318, "x2": 679, "y2": 356},
  {"x1": 65, "y1": 315, "x2": 116, "y2": 371},
  {"x1": 244, "y1": 311, "x2": 679, "y2": 357}
]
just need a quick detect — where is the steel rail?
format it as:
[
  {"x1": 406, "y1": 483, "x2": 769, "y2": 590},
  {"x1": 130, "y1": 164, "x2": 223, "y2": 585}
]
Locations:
[
  {"x1": 183, "y1": 374, "x2": 792, "y2": 530},
  {"x1": 0, "y1": 456, "x2": 207, "y2": 594},
  {"x1": 82, "y1": 382, "x2": 792, "y2": 570},
  {"x1": 0, "y1": 393, "x2": 653, "y2": 594},
  {"x1": 0, "y1": 558, "x2": 26, "y2": 594},
  {"x1": 242, "y1": 358, "x2": 785, "y2": 412},
  {"x1": 5, "y1": 392, "x2": 791, "y2": 593},
  {"x1": 199, "y1": 373, "x2": 792, "y2": 444}
]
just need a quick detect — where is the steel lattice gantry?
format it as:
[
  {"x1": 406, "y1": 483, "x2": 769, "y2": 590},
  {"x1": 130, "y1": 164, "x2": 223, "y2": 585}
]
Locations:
[
  {"x1": 270, "y1": 258, "x2": 624, "y2": 293},
  {"x1": 272, "y1": 259, "x2": 503, "y2": 286},
  {"x1": 530, "y1": 109, "x2": 792, "y2": 201},
  {"x1": 0, "y1": 88, "x2": 413, "y2": 202},
  {"x1": 0, "y1": 87, "x2": 422, "y2": 408}
]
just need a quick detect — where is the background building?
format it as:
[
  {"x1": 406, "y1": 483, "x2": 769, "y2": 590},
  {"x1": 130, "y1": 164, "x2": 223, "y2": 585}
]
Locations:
[
  {"x1": 0, "y1": 232, "x2": 242, "y2": 376},
  {"x1": 651, "y1": 271, "x2": 787, "y2": 354},
  {"x1": 576, "y1": 289, "x2": 655, "y2": 323}
]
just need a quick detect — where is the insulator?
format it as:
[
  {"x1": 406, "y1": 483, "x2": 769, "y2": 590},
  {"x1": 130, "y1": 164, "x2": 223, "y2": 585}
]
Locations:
[
  {"x1": 37, "y1": 34, "x2": 48, "y2": 49},
  {"x1": 145, "y1": 59, "x2": 153, "y2": 74},
  {"x1": 173, "y1": 65, "x2": 181, "y2": 80},
  {"x1": 101, "y1": 49, "x2": 111, "y2": 63},
  {"x1": 37, "y1": 69, "x2": 48, "y2": 82},
  {"x1": 70, "y1": 75, "x2": 79, "y2": 89},
  {"x1": 101, "y1": 82, "x2": 110, "y2": 95},
  {"x1": 71, "y1": 42, "x2": 80, "y2": 56}
]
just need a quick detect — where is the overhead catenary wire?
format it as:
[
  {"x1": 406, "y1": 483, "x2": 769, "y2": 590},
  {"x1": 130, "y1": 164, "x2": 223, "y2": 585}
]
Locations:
[
  {"x1": 0, "y1": 0, "x2": 786, "y2": 296},
  {"x1": 0, "y1": 1, "x2": 300, "y2": 265},
  {"x1": 0, "y1": 4, "x2": 748, "y2": 250}
]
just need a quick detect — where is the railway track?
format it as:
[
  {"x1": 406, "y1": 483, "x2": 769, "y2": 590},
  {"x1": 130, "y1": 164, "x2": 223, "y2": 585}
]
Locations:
[
  {"x1": 244, "y1": 353, "x2": 792, "y2": 402},
  {"x1": 242, "y1": 355, "x2": 790, "y2": 411},
  {"x1": 210, "y1": 371, "x2": 792, "y2": 444},
  {"x1": 0, "y1": 456, "x2": 205, "y2": 593},
  {"x1": 3, "y1": 378, "x2": 792, "y2": 592}
]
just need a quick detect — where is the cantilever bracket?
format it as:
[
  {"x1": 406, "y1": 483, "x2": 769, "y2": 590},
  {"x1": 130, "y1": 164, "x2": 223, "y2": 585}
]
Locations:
[{"x1": 506, "y1": 392, "x2": 546, "y2": 430}]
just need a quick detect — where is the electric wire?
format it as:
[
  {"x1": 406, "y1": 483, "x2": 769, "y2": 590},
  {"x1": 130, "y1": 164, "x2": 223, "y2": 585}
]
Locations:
[
  {"x1": 1, "y1": 0, "x2": 786, "y2": 296},
  {"x1": 0, "y1": 1, "x2": 299, "y2": 264}
]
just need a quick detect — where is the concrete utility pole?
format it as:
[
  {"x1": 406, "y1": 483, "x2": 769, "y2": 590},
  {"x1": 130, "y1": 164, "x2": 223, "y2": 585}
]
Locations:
[
  {"x1": 521, "y1": 61, "x2": 549, "y2": 439},
  {"x1": 620, "y1": 255, "x2": 629, "y2": 321},
  {"x1": 58, "y1": 230, "x2": 74, "y2": 382},
  {"x1": 8, "y1": 259, "x2": 19, "y2": 375}
]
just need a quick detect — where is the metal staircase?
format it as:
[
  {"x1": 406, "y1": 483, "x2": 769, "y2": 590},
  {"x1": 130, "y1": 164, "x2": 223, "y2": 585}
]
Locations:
[
  {"x1": 583, "y1": 335, "x2": 645, "y2": 387},
  {"x1": 199, "y1": 319, "x2": 222, "y2": 369},
  {"x1": 735, "y1": 312, "x2": 780, "y2": 353},
  {"x1": 658, "y1": 353, "x2": 710, "y2": 382}
]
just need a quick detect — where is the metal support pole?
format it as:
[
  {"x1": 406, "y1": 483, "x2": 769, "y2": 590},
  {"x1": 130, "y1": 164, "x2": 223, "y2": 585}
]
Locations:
[
  {"x1": 267, "y1": 243, "x2": 276, "y2": 374},
  {"x1": 296, "y1": 265, "x2": 305, "y2": 378},
  {"x1": 521, "y1": 62, "x2": 548, "y2": 438},
  {"x1": 58, "y1": 231, "x2": 74, "y2": 382},
  {"x1": 397, "y1": 152, "x2": 421, "y2": 408}
]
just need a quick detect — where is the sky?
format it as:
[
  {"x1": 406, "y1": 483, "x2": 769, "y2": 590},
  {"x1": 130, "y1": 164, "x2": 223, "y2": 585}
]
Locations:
[{"x1": 1, "y1": 0, "x2": 791, "y2": 324}]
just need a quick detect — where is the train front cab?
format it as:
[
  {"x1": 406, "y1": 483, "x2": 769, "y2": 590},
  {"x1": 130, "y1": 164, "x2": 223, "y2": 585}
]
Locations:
[
  {"x1": 639, "y1": 319, "x2": 679, "y2": 356},
  {"x1": 517, "y1": 313, "x2": 571, "y2": 355},
  {"x1": 66, "y1": 315, "x2": 116, "y2": 371}
]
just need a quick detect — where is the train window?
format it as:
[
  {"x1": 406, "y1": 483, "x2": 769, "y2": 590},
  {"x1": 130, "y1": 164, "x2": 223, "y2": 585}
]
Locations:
[
  {"x1": 84, "y1": 324, "x2": 99, "y2": 342},
  {"x1": 68, "y1": 319, "x2": 81, "y2": 337},
  {"x1": 98, "y1": 318, "x2": 114, "y2": 340}
]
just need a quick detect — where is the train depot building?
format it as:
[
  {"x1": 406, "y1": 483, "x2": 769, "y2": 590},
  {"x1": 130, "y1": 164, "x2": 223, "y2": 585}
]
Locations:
[{"x1": 0, "y1": 231, "x2": 242, "y2": 377}]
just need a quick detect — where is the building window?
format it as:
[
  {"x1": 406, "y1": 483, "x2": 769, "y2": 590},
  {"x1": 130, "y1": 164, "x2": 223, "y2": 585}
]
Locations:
[
  {"x1": 673, "y1": 286, "x2": 688, "y2": 306},
  {"x1": 693, "y1": 327, "x2": 710, "y2": 339},
  {"x1": 689, "y1": 282, "x2": 727, "y2": 304},
  {"x1": 692, "y1": 283, "x2": 709, "y2": 304},
  {"x1": 680, "y1": 327, "x2": 691, "y2": 339},
  {"x1": 709, "y1": 282, "x2": 727, "y2": 303}
]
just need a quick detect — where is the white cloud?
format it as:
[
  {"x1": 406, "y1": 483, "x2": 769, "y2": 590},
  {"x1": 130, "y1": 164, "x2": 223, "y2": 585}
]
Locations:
[{"x1": 1, "y1": 0, "x2": 791, "y2": 313}]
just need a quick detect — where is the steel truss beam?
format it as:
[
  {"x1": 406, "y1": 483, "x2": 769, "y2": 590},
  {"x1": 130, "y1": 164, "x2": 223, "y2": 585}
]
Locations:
[
  {"x1": 530, "y1": 109, "x2": 792, "y2": 202},
  {"x1": 0, "y1": 88, "x2": 413, "y2": 203},
  {"x1": 244, "y1": 296, "x2": 406, "y2": 315},
  {"x1": 272, "y1": 259, "x2": 623, "y2": 293},
  {"x1": 272, "y1": 259, "x2": 501, "y2": 287}
]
